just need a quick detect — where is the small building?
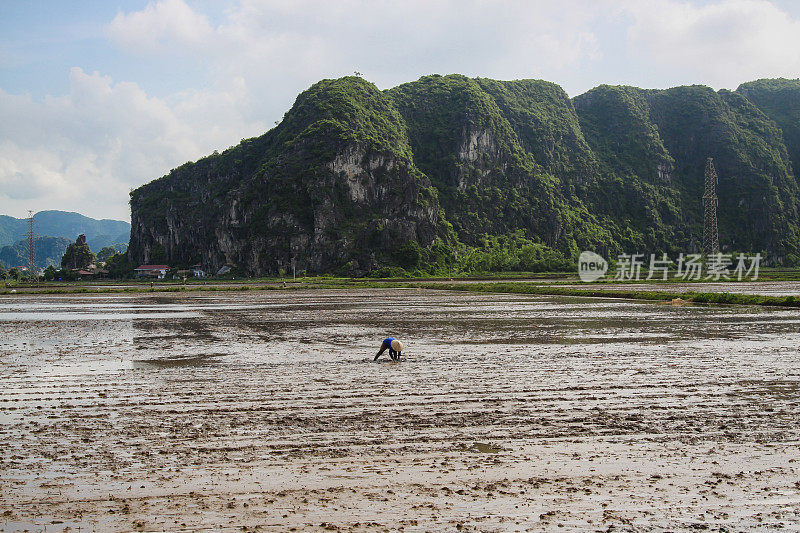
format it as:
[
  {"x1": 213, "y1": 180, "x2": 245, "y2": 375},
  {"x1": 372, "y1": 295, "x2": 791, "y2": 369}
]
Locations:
[
  {"x1": 192, "y1": 263, "x2": 206, "y2": 278},
  {"x1": 134, "y1": 264, "x2": 169, "y2": 279},
  {"x1": 80, "y1": 264, "x2": 109, "y2": 279}
]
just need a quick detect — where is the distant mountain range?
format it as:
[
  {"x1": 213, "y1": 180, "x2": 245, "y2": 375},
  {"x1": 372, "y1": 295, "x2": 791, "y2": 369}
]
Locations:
[
  {"x1": 0, "y1": 210, "x2": 130, "y2": 249},
  {"x1": 0, "y1": 211, "x2": 130, "y2": 269},
  {"x1": 0, "y1": 236, "x2": 72, "y2": 270}
]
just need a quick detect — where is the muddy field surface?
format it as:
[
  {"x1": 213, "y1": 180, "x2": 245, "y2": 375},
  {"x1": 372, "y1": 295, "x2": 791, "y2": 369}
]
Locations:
[
  {"x1": 1, "y1": 289, "x2": 800, "y2": 532},
  {"x1": 557, "y1": 280, "x2": 800, "y2": 296}
]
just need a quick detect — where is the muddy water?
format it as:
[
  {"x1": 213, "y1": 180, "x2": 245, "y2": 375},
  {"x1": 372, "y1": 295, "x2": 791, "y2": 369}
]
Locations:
[
  {"x1": 1, "y1": 289, "x2": 800, "y2": 531},
  {"x1": 558, "y1": 280, "x2": 800, "y2": 296}
]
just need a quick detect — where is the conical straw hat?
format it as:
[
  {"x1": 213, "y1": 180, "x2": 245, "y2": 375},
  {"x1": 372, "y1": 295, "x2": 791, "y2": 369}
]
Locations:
[{"x1": 391, "y1": 339, "x2": 403, "y2": 352}]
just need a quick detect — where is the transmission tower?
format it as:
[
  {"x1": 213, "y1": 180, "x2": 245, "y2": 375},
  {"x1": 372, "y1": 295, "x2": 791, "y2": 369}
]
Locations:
[
  {"x1": 702, "y1": 157, "x2": 720, "y2": 257},
  {"x1": 26, "y1": 210, "x2": 36, "y2": 280}
]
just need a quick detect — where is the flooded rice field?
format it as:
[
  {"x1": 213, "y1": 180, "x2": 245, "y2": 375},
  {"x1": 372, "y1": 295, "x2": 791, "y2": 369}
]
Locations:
[
  {"x1": 1, "y1": 288, "x2": 800, "y2": 532},
  {"x1": 558, "y1": 280, "x2": 800, "y2": 297}
]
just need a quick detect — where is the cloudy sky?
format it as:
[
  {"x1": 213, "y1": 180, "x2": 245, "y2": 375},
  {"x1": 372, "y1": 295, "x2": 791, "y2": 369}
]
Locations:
[{"x1": 1, "y1": 0, "x2": 800, "y2": 222}]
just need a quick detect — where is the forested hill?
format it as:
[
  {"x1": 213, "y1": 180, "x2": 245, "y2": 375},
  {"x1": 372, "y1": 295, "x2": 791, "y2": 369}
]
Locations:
[
  {"x1": 129, "y1": 75, "x2": 800, "y2": 276},
  {"x1": 0, "y1": 236, "x2": 71, "y2": 270},
  {"x1": 0, "y1": 211, "x2": 131, "y2": 251}
]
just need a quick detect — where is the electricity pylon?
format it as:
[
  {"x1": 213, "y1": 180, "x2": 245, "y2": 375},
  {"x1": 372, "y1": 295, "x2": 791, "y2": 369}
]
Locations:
[
  {"x1": 26, "y1": 210, "x2": 36, "y2": 280},
  {"x1": 702, "y1": 158, "x2": 720, "y2": 257}
]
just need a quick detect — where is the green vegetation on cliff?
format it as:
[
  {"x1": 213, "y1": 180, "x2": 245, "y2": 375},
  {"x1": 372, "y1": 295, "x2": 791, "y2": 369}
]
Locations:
[
  {"x1": 387, "y1": 74, "x2": 613, "y2": 256},
  {"x1": 129, "y1": 75, "x2": 800, "y2": 276},
  {"x1": 61, "y1": 234, "x2": 96, "y2": 270},
  {"x1": 131, "y1": 77, "x2": 450, "y2": 275},
  {"x1": 646, "y1": 86, "x2": 799, "y2": 257},
  {"x1": 574, "y1": 83, "x2": 800, "y2": 260},
  {"x1": 737, "y1": 78, "x2": 800, "y2": 184}
]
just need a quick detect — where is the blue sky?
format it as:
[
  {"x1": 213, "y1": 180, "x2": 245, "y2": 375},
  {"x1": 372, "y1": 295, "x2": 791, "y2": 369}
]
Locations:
[{"x1": 1, "y1": 0, "x2": 799, "y2": 221}]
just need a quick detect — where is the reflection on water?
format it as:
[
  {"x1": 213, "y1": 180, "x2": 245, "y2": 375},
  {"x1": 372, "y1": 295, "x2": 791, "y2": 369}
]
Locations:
[
  {"x1": 132, "y1": 353, "x2": 226, "y2": 368},
  {"x1": 2, "y1": 289, "x2": 800, "y2": 371},
  {"x1": 0, "y1": 311, "x2": 201, "y2": 321}
]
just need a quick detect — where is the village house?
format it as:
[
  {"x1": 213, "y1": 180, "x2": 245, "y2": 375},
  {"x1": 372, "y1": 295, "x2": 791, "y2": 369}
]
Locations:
[
  {"x1": 77, "y1": 264, "x2": 109, "y2": 279},
  {"x1": 134, "y1": 264, "x2": 169, "y2": 279},
  {"x1": 192, "y1": 263, "x2": 206, "y2": 278}
]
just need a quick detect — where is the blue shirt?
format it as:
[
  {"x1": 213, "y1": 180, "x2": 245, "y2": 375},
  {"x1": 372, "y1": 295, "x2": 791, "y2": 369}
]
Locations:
[{"x1": 382, "y1": 337, "x2": 395, "y2": 349}]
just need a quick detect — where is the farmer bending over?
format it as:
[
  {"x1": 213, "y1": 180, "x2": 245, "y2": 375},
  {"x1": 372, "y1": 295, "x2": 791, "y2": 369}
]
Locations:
[{"x1": 374, "y1": 337, "x2": 403, "y2": 361}]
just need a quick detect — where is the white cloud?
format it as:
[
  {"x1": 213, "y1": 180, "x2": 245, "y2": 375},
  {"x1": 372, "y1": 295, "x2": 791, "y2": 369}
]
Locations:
[
  {"x1": 2, "y1": 0, "x2": 605, "y2": 221},
  {"x1": 107, "y1": 0, "x2": 214, "y2": 54},
  {"x1": 624, "y1": 0, "x2": 800, "y2": 88},
  {"x1": 0, "y1": 141, "x2": 64, "y2": 200},
  {"x1": 8, "y1": 0, "x2": 799, "y2": 222},
  {"x1": 107, "y1": 0, "x2": 606, "y2": 87},
  {"x1": 0, "y1": 68, "x2": 264, "y2": 220}
]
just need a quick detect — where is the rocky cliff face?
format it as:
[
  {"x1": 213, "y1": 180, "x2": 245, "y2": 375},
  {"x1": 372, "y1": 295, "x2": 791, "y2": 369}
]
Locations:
[
  {"x1": 129, "y1": 75, "x2": 800, "y2": 273},
  {"x1": 386, "y1": 74, "x2": 601, "y2": 248},
  {"x1": 737, "y1": 79, "x2": 800, "y2": 186},
  {"x1": 130, "y1": 78, "x2": 447, "y2": 276}
]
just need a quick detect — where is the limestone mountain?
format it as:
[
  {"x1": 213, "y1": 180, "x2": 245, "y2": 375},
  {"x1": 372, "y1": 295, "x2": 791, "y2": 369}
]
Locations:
[
  {"x1": 386, "y1": 75, "x2": 604, "y2": 249},
  {"x1": 573, "y1": 83, "x2": 800, "y2": 259},
  {"x1": 0, "y1": 211, "x2": 130, "y2": 251},
  {"x1": 130, "y1": 77, "x2": 446, "y2": 275},
  {"x1": 0, "y1": 236, "x2": 71, "y2": 270},
  {"x1": 129, "y1": 75, "x2": 800, "y2": 275}
]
